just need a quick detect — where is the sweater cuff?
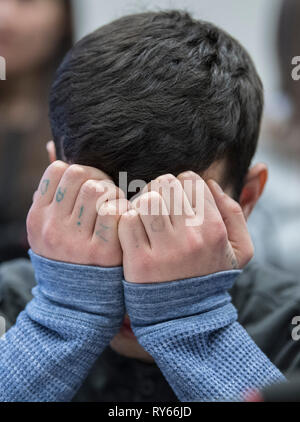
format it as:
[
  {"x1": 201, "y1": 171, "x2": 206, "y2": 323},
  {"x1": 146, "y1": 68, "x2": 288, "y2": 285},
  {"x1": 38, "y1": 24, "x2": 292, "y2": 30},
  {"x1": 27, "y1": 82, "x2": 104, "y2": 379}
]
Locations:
[
  {"x1": 29, "y1": 250, "x2": 124, "y2": 315},
  {"x1": 123, "y1": 270, "x2": 241, "y2": 326}
]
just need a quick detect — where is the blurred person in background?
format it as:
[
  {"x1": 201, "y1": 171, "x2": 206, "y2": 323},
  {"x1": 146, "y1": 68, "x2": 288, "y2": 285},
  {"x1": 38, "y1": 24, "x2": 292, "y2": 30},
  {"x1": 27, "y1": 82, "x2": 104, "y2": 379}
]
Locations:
[
  {"x1": 249, "y1": 0, "x2": 300, "y2": 276},
  {"x1": 0, "y1": 0, "x2": 73, "y2": 262}
]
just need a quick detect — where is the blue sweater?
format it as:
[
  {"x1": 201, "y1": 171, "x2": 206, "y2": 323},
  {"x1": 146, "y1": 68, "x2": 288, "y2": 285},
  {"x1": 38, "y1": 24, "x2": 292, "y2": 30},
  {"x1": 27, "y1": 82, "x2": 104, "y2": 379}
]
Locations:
[{"x1": 0, "y1": 251, "x2": 284, "y2": 402}]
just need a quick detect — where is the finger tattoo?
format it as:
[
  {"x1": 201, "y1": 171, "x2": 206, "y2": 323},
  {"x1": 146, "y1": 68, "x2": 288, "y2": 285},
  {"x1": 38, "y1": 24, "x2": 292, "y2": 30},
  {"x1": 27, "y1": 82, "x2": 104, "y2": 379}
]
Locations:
[
  {"x1": 56, "y1": 187, "x2": 66, "y2": 203},
  {"x1": 40, "y1": 179, "x2": 50, "y2": 196}
]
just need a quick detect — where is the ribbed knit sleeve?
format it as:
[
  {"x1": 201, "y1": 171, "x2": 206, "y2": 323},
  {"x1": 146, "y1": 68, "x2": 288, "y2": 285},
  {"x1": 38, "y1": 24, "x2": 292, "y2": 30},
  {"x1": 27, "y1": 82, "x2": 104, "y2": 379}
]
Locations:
[
  {"x1": 123, "y1": 271, "x2": 285, "y2": 402},
  {"x1": 0, "y1": 251, "x2": 124, "y2": 402}
]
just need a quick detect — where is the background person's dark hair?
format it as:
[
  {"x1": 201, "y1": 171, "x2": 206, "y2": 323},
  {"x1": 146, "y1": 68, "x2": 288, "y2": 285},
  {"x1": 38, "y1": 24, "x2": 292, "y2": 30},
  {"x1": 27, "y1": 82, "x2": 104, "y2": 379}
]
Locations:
[{"x1": 50, "y1": 10, "x2": 263, "y2": 199}]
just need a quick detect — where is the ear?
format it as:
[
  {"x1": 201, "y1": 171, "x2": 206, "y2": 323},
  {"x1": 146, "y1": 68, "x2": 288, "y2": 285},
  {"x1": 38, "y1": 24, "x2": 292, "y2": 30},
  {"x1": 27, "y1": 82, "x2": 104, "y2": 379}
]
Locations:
[
  {"x1": 46, "y1": 140, "x2": 57, "y2": 163},
  {"x1": 239, "y1": 163, "x2": 268, "y2": 220}
]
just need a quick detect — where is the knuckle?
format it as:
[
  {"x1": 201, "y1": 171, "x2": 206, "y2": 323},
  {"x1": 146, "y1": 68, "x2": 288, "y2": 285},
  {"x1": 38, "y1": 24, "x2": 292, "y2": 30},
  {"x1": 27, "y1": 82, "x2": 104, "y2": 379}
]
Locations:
[
  {"x1": 95, "y1": 180, "x2": 119, "y2": 200},
  {"x1": 155, "y1": 173, "x2": 177, "y2": 187},
  {"x1": 95, "y1": 183, "x2": 122, "y2": 212},
  {"x1": 186, "y1": 230, "x2": 204, "y2": 252},
  {"x1": 97, "y1": 179, "x2": 111, "y2": 192},
  {"x1": 81, "y1": 180, "x2": 98, "y2": 197},
  {"x1": 94, "y1": 180, "x2": 110, "y2": 197},
  {"x1": 27, "y1": 202, "x2": 45, "y2": 227},
  {"x1": 157, "y1": 173, "x2": 175, "y2": 181},
  {"x1": 65, "y1": 164, "x2": 86, "y2": 180},
  {"x1": 178, "y1": 170, "x2": 200, "y2": 180},
  {"x1": 45, "y1": 161, "x2": 68, "y2": 180},
  {"x1": 145, "y1": 191, "x2": 162, "y2": 202},
  {"x1": 26, "y1": 207, "x2": 38, "y2": 236},
  {"x1": 149, "y1": 175, "x2": 182, "y2": 201},
  {"x1": 103, "y1": 181, "x2": 122, "y2": 199},
  {"x1": 50, "y1": 160, "x2": 68, "y2": 173},
  {"x1": 138, "y1": 191, "x2": 161, "y2": 214},
  {"x1": 210, "y1": 220, "x2": 228, "y2": 245},
  {"x1": 42, "y1": 221, "x2": 60, "y2": 249}
]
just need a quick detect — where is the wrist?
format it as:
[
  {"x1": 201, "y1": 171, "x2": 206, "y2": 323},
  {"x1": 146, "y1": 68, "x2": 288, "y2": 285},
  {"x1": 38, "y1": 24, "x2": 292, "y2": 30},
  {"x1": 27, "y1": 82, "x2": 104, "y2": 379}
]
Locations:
[
  {"x1": 29, "y1": 250, "x2": 124, "y2": 319},
  {"x1": 123, "y1": 270, "x2": 241, "y2": 327}
]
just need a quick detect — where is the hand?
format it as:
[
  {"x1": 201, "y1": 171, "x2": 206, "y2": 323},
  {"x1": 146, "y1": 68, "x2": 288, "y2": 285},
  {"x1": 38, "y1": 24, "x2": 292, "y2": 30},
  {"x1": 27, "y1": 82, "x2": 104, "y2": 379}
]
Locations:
[
  {"x1": 27, "y1": 161, "x2": 130, "y2": 267},
  {"x1": 118, "y1": 172, "x2": 254, "y2": 283}
]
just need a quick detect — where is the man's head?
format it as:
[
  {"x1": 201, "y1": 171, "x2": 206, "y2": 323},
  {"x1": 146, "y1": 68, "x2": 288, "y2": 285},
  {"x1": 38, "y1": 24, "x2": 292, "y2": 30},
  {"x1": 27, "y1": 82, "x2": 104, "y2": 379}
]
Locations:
[
  {"x1": 47, "y1": 11, "x2": 268, "y2": 361},
  {"x1": 49, "y1": 10, "x2": 266, "y2": 213}
]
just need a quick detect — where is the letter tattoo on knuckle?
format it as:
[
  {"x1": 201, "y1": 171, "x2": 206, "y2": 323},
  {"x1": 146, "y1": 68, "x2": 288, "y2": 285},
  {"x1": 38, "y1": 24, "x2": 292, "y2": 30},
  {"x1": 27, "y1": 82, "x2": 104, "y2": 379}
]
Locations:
[
  {"x1": 95, "y1": 223, "x2": 110, "y2": 243},
  {"x1": 40, "y1": 179, "x2": 50, "y2": 196},
  {"x1": 77, "y1": 206, "x2": 84, "y2": 226},
  {"x1": 56, "y1": 187, "x2": 66, "y2": 203}
]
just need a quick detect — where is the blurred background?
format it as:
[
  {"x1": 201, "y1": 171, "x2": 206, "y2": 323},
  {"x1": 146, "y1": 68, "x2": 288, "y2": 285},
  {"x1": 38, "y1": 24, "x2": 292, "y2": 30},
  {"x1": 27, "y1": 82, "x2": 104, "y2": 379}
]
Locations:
[{"x1": 0, "y1": 0, "x2": 299, "y2": 275}]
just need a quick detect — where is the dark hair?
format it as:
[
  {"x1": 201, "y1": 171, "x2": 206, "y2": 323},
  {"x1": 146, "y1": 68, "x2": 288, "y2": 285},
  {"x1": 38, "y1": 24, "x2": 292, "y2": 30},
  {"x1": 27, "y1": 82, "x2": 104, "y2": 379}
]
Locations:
[{"x1": 50, "y1": 10, "x2": 263, "y2": 199}]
